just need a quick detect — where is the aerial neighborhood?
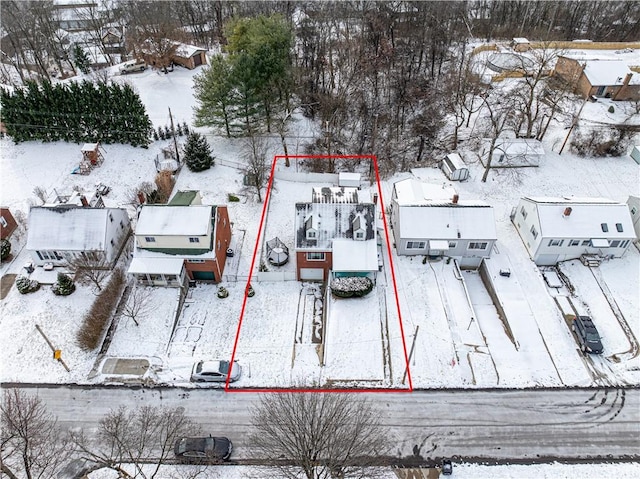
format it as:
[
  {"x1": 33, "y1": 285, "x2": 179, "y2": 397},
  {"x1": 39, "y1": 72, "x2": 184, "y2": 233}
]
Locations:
[{"x1": 0, "y1": 1, "x2": 638, "y2": 478}]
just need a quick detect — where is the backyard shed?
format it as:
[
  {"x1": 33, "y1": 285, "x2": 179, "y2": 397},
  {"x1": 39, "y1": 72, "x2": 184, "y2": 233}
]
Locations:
[
  {"x1": 440, "y1": 153, "x2": 469, "y2": 181},
  {"x1": 338, "y1": 172, "x2": 361, "y2": 188},
  {"x1": 482, "y1": 138, "x2": 544, "y2": 167}
]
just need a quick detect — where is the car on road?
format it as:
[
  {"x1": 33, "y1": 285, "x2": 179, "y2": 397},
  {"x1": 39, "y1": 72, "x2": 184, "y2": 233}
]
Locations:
[
  {"x1": 191, "y1": 359, "x2": 241, "y2": 382},
  {"x1": 120, "y1": 60, "x2": 146, "y2": 74},
  {"x1": 573, "y1": 315, "x2": 603, "y2": 354},
  {"x1": 174, "y1": 436, "x2": 233, "y2": 463},
  {"x1": 441, "y1": 458, "x2": 453, "y2": 475}
]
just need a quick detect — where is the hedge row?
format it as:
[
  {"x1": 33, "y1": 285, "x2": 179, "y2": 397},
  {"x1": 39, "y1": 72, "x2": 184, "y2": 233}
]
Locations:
[{"x1": 77, "y1": 269, "x2": 125, "y2": 351}]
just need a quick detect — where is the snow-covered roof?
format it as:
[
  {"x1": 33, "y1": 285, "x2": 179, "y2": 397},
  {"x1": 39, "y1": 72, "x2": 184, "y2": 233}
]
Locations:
[
  {"x1": 295, "y1": 203, "x2": 376, "y2": 250},
  {"x1": 174, "y1": 42, "x2": 206, "y2": 58},
  {"x1": 397, "y1": 203, "x2": 497, "y2": 240},
  {"x1": 332, "y1": 238, "x2": 378, "y2": 272},
  {"x1": 136, "y1": 205, "x2": 212, "y2": 236},
  {"x1": 523, "y1": 197, "x2": 635, "y2": 238},
  {"x1": 491, "y1": 138, "x2": 545, "y2": 156},
  {"x1": 512, "y1": 37, "x2": 529, "y2": 43},
  {"x1": 128, "y1": 257, "x2": 183, "y2": 275},
  {"x1": 582, "y1": 60, "x2": 640, "y2": 86},
  {"x1": 393, "y1": 179, "x2": 457, "y2": 206},
  {"x1": 26, "y1": 206, "x2": 116, "y2": 251}
]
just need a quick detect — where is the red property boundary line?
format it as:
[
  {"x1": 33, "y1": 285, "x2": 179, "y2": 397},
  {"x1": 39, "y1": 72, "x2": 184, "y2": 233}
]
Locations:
[{"x1": 226, "y1": 155, "x2": 413, "y2": 393}]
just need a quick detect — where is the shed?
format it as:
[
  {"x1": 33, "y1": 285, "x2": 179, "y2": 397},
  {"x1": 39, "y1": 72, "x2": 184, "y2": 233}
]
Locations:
[
  {"x1": 440, "y1": 153, "x2": 469, "y2": 181},
  {"x1": 171, "y1": 43, "x2": 207, "y2": 69},
  {"x1": 482, "y1": 138, "x2": 544, "y2": 167},
  {"x1": 630, "y1": 145, "x2": 640, "y2": 165},
  {"x1": 511, "y1": 37, "x2": 530, "y2": 52},
  {"x1": 338, "y1": 172, "x2": 361, "y2": 188}
]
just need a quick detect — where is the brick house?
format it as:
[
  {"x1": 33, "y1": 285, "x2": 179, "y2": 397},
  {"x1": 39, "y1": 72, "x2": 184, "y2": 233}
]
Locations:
[{"x1": 0, "y1": 207, "x2": 18, "y2": 240}]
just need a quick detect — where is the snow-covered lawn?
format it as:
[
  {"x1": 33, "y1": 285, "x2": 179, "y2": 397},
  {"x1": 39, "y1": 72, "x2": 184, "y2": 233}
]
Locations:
[{"x1": 1, "y1": 62, "x2": 639, "y2": 390}]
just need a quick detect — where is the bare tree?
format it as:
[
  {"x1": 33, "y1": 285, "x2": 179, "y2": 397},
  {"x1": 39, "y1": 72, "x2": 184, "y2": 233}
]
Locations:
[
  {"x1": 121, "y1": 284, "x2": 153, "y2": 326},
  {"x1": 70, "y1": 405, "x2": 198, "y2": 479},
  {"x1": 477, "y1": 90, "x2": 519, "y2": 183},
  {"x1": 69, "y1": 254, "x2": 111, "y2": 291},
  {"x1": 250, "y1": 392, "x2": 390, "y2": 479},
  {"x1": 1, "y1": 388, "x2": 73, "y2": 479},
  {"x1": 242, "y1": 133, "x2": 271, "y2": 203}
]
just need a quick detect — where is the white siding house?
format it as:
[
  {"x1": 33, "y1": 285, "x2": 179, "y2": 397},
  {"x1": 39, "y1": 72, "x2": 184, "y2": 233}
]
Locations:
[
  {"x1": 627, "y1": 195, "x2": 640, "y2": 240},
  {"x1": 390, "y1": 178, "x2": 497, "y2": 268},
  {"x1": 26, "y1": 206, "x2": 130, "y2": 267},
  {"x1": 512, "y1": 197, "x2": 635, "y2": 266}
]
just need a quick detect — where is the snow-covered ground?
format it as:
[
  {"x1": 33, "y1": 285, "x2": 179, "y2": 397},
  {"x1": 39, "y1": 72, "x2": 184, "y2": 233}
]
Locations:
[
  {"x1": 1, "y1": 59, "x2": 639, "y2": 390},
  {"x1": 84, "y1": 461, "x2": 640, "y2": 479}
]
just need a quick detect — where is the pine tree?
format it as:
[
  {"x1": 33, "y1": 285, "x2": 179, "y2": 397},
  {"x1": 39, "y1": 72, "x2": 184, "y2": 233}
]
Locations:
[
  {"x1": 182, "y1": 122, "x2": 190, "y2": 135},
  {"x1": 73, "y1": 45, "x2": 91, "y2": 74},
  {"x1": 158, "y1": 126, "x2": 166, "y2": 140},
  {"x1": 176, "y1": 123, "x2": 183, "y2": 136},
  {"x1": 1, "y1": 239, "x2": 11, "y2": 261},
  {"x1": 184, "y1": 133, "x2": 214, "y2": 172},
  {"x1": 52, "y1": 273, "x2": 75, "y2": 296}
]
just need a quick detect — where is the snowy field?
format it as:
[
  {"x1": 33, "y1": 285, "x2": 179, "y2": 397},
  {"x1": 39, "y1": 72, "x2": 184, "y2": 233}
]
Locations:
[{"x1": 1, "y1": 60, "x2": 639, "y2": 390}]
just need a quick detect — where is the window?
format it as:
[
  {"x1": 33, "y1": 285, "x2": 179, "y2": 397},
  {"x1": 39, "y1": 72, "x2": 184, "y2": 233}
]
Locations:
[
  {"x1": 145, "y1": 237, "x2": 156, "y2": 243},
  {"x1": 530, "y1": 225, "x2": 538, "y2": 239},
  {"x1": 120, "y1": 220, "x2": 124, "y2": 229},
  {"x1": 406, "y1": 241, "x2": 426, "y2": 249},
  {"x1": 616, "y1": 223, "x2": 623, "y2": 232},
  {"x1": 548, "y1": 239, "x2": 564, "y2": 247},
  {"x1": 601, "y1": 223, "x2": 608, "y2": 232},
  {"x1": 187, "y1": 259, "x2": 205, "y2": 263},
  {"x1": 355, "y1": 231, "x2": 364, "y2": 240},
  {"x1": 307, "y1": 230, "x2": 317, "y2": 239},
  {"x1": 0, "y1": 216, "x2": 7, "y2": 228},
  {"x1": 306, "y1": 252, "x2": 325, "y2": 261},
  {"x1": 189, "y1": 237, "x2": 200, "y2": 243},
  {"x1": 610, "y1": 240, "x2": 620, "y2": 247},
  {"x1": 468, "y1": 242, "x2": 488, "y2": 250},
  {"x1": 37, "y1": 250, "x2": 62, "y2": 261},
  {"x1": 569, "y1": 240, "x2": 580, "y2": 246},
  {"x1": 632, "y1": 206, "x2": 638, "y2": 215},
  {"x1": 582, "y1": 240, "x2": 590, "y2": 246},
  {"x1": 621, "y1": 240, "x2": 629, "y2": 248},
  {"x1": 448, "y1": 241, "x2": 457, "y2": 248},
  {"x1": 520, "y1": 206, "x2": 527, "y2": 219},
  {"x1": 109, "y1": 213, "x2": 113, "y2": 222}
]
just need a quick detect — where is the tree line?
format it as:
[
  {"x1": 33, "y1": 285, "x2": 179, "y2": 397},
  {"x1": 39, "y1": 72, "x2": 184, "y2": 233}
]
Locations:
[{"x1": 0, "y1": 80, "x2": 152, "y2": 146}]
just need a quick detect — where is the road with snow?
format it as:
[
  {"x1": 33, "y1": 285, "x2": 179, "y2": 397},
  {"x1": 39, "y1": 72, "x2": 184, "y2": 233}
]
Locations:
[{"x1": 9, "y1": 385, "x2": 639, "y2": 462}]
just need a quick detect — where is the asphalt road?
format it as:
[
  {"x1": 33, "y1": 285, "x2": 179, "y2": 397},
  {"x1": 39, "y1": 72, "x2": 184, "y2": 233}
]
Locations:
[{"x1": 6, "y1": 385, "x2": 639, "y2": 463}]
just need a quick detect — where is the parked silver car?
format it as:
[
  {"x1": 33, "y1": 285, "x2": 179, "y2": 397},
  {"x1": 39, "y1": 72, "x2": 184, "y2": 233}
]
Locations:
[{"x1": 191, "y1": 360, "x2": 241, "y2": 382}]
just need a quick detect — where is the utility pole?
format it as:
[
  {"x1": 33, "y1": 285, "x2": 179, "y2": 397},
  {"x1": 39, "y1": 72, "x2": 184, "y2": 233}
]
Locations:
[
  {"x1": 558, "y1": 95, "x2": 588, "y2": 154},
  {"x1": 169, "y1": 107, "x2": 180, "y2": 163}
]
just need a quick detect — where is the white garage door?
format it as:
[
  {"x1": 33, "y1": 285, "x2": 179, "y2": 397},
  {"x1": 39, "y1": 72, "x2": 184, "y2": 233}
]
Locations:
[{"x1": 299, "y1": 268, "x2": 324, "y2": 281}]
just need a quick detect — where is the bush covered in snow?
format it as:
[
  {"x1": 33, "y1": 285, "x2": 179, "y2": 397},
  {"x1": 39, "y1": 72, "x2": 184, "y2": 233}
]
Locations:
[
  {"x1": 330, "y1": 276, "x2": 374, "y2": 298},
  {"x1": 52, "y1": 273, "x2": 75, "y2": 296},
  {"x1": 15, "y1": 275, "x2": 40, "y2": 294},
  {"x1": 0, "y1": 239, "x2": 10, "y2": 261},
  {"x1": 77, "y1": 269, "x2": 125, "y2": 351}
]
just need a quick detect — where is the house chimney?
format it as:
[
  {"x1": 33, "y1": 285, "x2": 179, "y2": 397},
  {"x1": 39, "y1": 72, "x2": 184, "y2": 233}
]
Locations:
[
  {"x1": 137, "y1": 191, "x2": 146, "y2": 204},
  {"x1": 452, "y1": 194, "x2": 459, "y2": 204},
  {"x1": 563, "y1": 206, "x2": 572, "y2": 217},
  {"x1": 80, "y1": 195, "x2": 89, "y2": 207}
]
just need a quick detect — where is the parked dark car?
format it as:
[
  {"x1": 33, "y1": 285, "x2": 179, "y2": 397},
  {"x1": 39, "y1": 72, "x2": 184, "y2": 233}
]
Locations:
[
  {"x1": 573, "y1": 315, "x2": 603, "y2": 354},
  {"x1": 174, "y1": 436, "x2": 233, "y2": 463},
  {"x1": 442, "y1": 458, "x2": 453, "y2": 475}
]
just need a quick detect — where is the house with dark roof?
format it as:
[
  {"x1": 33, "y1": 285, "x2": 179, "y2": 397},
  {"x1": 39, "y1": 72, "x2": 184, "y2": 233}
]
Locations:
[
  {"x1": 390, "y1": 178, "x2": 497, "y2": 268},
  {"x1": 294, "y1": 186, "x2": 378, "y2": 282},
  {"x1": 512, "y1": 196, "x2": 635, "y2": 265},
  {"x1": 26, "y1": 206, "x2": 130, "y2": 267},
  {"x1": 128, "y1": 201, "x2": 231, "y2": 286}
]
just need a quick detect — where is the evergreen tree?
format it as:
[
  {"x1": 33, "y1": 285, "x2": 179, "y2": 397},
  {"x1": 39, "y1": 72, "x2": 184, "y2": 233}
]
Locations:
[
  {"x1": 1, "y1": 239, "x2": 11, "y2": 261},
  {"x1": 176, "y1": 123, "x2": 183, "y2": 136},
  {"x1": 52, "y1": 273, "x2": 75, "y2": 296},
  {"x1": 193, "y1": 54, "x2": 237, "y2": 137},
  {"x1": 72, "y1": 45, "x2": 91, "y2": 74},
  {"x1": 184, "y1": 132, "x2": 214, "y2": 172},
  {"x1": 158, "y1": 126, "x2": 166, "y2": 140},
  {"x1": 182, "y1": 122, "x2": 190, "y2": 135}
]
